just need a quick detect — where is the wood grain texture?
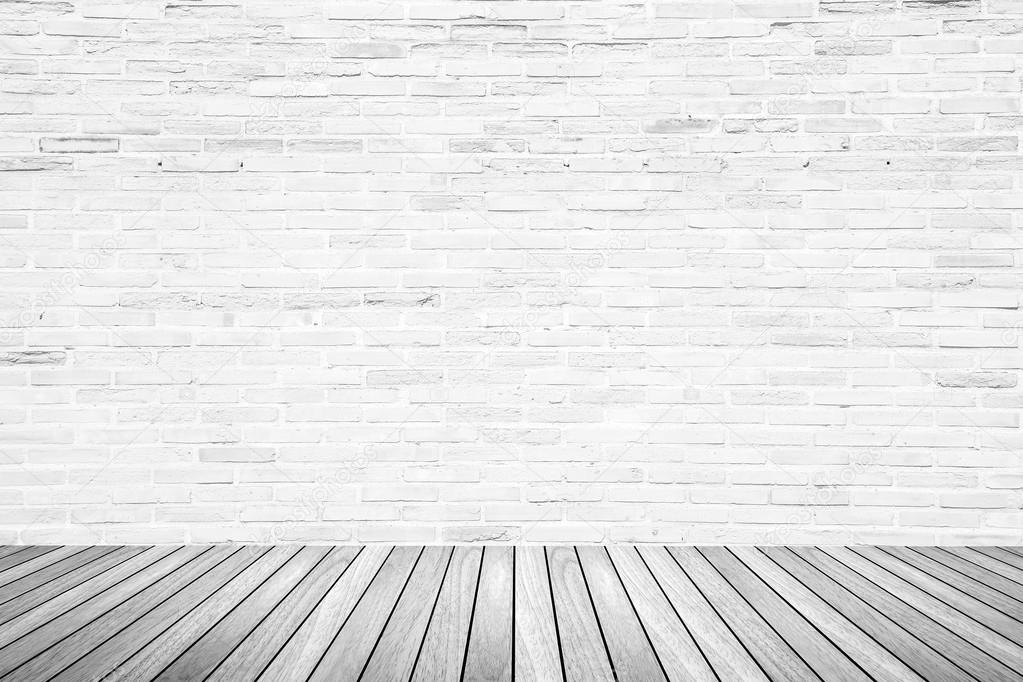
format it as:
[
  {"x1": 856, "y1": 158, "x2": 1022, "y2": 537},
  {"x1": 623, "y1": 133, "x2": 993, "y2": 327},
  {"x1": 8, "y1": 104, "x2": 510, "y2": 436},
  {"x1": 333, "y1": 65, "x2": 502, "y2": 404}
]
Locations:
[
  {"x1": 0, "y1": 546, "x2": 166, "y2": 639},
  {"x1": 762, "y1": 547, "x2": 970, "y2": 682},
  {"x1": 50, "y1": 546, "x2": 264, "y2": 682},
  {"x1": 0, "y1": 545, "x2": 148, "y2": 626},
  {"x1": 920, "y1": 547, "x2": 1023, "y2": 602},
  {"x1": 307, "y1": 545, "x2": 421, "y2": 682},
  {"x1": 701, "y1": 547, "x2": 870, "y2": 682},
  {"x1": 413, "y1": 546, "x2": 482, "y2": 682},
  {"x1": 513, "y1": 546, "x2": 561, "y2": 682},
  {"x1": 257, "y1": 545, "x2": 391, "y2": 682},
  {"x1": 954, "y1": 547, "x2": 1023, "y2": 585},
  {"x1": 638, "y1": 546, "x2": 766, "y2": 682},
  {"x1": 0, "y1": 546, "x2": 91, "y2": 590},
  {"x1": 0, "y1": 547, "x2": 58, "y2": 575},
  {"x1": 976, "y1": 547, "x2": 1023, "y2": 573},
  {"x1": 205, "y1": 546, "x2": 361, "y2": 682},
  {"x1": 463, "y1": 546, "x2": 514, "y2": 682},
  {"x1": 606, "y1": 546, "x2": 716, "y2": 682},
  {"x1": 0, "y1": 546, "x2": 116, "y2": 604},
  {"x1": 887, "y1": 547, "x2": 1023, "y2": 619},
  {"x1": 0, "y1": 548, "x2": 25, "y2": 561},
  {"x1": 157, "y1": 546, "x2": 330, "y2": 682},
  {"x1": 109, "y1": 547, "x2": 295, "y2": 681},
  {"x1": 730, "y1": 547, "x2": 922, "y2": 682},
  {"x1": 0, "y1": 546, "x2": 207, "y2": 678},
  {"x1": 15, "y1": 546, "x2": 238, "y2": 682},
  {"x1": 669, "y1": 546, "x2": 818, "y2": 682},
  {"x1": 1, "y1": 544, "x2": 1022, "y2": 682},
  {"x1": 546, "y1": 545, "x2": 615, "y2": 682},
  {"x1": 807, "y1": 547, "x2": 1023, "y2": 682},
  {"x1": 851, "y1": 546, "x2": 1023, "y2": 649},
  {"x1": 362, "y1": 546, "x2": 452, "y2": 682},
  {"x1": 577, "y1": 546, "x2": 665, "y2": 682}
]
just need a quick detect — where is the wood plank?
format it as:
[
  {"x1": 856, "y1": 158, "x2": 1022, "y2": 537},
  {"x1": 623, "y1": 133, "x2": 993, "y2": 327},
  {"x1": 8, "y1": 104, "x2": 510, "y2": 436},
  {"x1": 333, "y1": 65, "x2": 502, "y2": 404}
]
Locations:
[
  {"x1": 48, "y1": 546, "x2": 266, "y2": 682},
  {"x1": 512, "y1": 546, "x2": 562, "y2": 682},
  {"x1": 606, "y1": 546, "x2": 715, "y2": 682},
  {"x1": 816, "y1": 547, "x2": 1023, "y2": 680},
  {"x1": 362, "y1": 547, "x2": 453, "y2": 682},
  {"x1": 0, "y1": 546, "x2": 89, "y2": 589},
  {"x1": 205, "y1": 546, "x2": 362, "y2": 682},
  {"x1": 854, "y1": 546, "x2": 1023, "y2": 646},
  {"x1": 156, "y1": 546, "x2": 330, "y2": 681},
  {"x1": 0, "y1": 548, "x2": 27, "y2": 561},
  {"x1": 11, "y1": 546, "x2": 242, "y2": 682},
  {"x1": 257, "y1": 545, "x2": 392, "y2": 682},
  {"x1": 546, "y1": 545, "x2": 614, "y2": 682},
  {"x1": 107, "y1": 546, "x2": 297, "y2": 681},
  {"x1": 0, "y1": 546, "x2": 146, "y2": 625},
  {"x1": 701, "y1": 547, "x2": 869, "y2": 682},
  {"x1": 0, "y1": 546, "x2": 58, "y2": 575},
  {"x1": 638, "y1": 546, "x2": 766, "y2": 682},
  {"x1": 463, "y1": 546, "x2": 514, "y2": 682},
  {"x1": 0, "y1": 546, "x2": 209, "y2": 677},
  {"x1": 922, "y1": 547, "x2": 1023, "y2": 602},
  {"x1": 954, "y1": 547, "x2": 1023, "y2": 584},
  {"x1": 0, "y1": 546, "x2": 168, "y2": 639},
  {"x1": 763, "y1": 548, "x2": 970, "y2": 682},
  {"x1": 889, "y1": 547, "x2": 1023, "y2": 617},
  {"x1": 668, "y1": 546, "x2": 817, "y2": 682},
  {"x1": 577, "y1": 546, "x2": 665, "y2": 681},
  {"x1": 971, "y1": 547, "x2": 1023, "y2": 576},
  {"x1": 730, "y1": 547, "x2": 922, "y2": 682},
  {"x1": 0, "y1": 546, "x2": 115, "y2": 604},
  {"x1": 412, "y1": 546, "x2": 482, "y2": 682},
  {"x1": 307, "y1": 546, "x2": 422, "y2": 681}
]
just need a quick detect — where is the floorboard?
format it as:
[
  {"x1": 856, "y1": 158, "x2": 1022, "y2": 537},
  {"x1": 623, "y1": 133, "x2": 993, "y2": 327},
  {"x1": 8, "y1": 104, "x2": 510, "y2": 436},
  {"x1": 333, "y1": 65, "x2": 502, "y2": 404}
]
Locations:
[
  {"x1": 0, "y1": 546, "x2": 207, "y2": 678},
  {"x1": 813, "y1": 547, "x2": 1023, "y2": 682},
  {"x1": 206, "y1": 546, "x2": 362, "y2": 682},
  {"x1": 414, "y1": 546, "x2": 482, "y2": 682},
  {"x1": 0, "y1": 546, "x2": 148, "y2": 626},
  {"x1": 851, "y1": 547, "x2": 1023, "y2": 650},
  {"x1": 730, "y1": 547, "x2": 921, "y2": 682},
  {"x1": 671, "y1": 546, "x2": 819, "y2": 682},
  {"x1": 257, "y1": 545, "x2": 389, "y2": 681},
  {"x1": 307, "y1": 545, "x2": 420, "y2": 681},
  {"x1": 884, "y1": 547, "x2": 1023, "y2": 620},
  {"x1": 918, "y1": 547, "x2": 1023, "y2": 603},
  {"x1": 639, "y1": 546, "x2": 767, "y2": 681},
  {"x1": 0, "y1": 544, "x2": 1020, "y2": 682},
  {"x1": 0, "y1": 547, "x2": 57, "y2": 575},
  {"x1": 577, "y1": 545, "x2": 665, "y2": 682},
  {"x1": 953, "y1": 547, "x2": 1023, "y2": 587},
  {"x1": 607, "y1": 546, "x2": 716, "y2": 682},
  {"x1": 0, "y1": 546, "x2": 93, "y2": 590},
  {"x1": 762, "y1": 548, "x2": 970, "y2": 682},
  {"x1": 513, "y1": 547, "x2": 561, "y2": 682},
  {"x1": 53, "y1": 546, "x2": 262, "y2": 682},
  {"x1": 547, "y1": 545, "x2": 615, "y2": 681},
  {"x1": 157, "y1": 546, "x2": 329, "y2": 681},
  {"x1": 362, "y1": 546, "x2": 452, "y2": 682},
  {"x1": 462, "y1": 546, "x2": 513, "y2": 682},
  {"x1": 977, "y1": 547, "x2": 1023, "y2": 571}
]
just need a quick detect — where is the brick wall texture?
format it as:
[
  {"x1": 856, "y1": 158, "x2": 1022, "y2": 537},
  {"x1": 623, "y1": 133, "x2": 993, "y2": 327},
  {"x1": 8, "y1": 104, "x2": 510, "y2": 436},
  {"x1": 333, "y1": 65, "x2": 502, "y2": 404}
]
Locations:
[{"x1": 1, "y1": 0, "x2": 1022, "y2": 545}]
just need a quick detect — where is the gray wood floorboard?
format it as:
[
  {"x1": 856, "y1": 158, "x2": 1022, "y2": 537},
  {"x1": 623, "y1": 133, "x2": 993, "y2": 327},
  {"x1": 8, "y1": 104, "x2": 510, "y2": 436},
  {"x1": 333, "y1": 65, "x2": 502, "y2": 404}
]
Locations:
[{"x1": 0, "y1": 544, "x2": 1020, "y2": 682}]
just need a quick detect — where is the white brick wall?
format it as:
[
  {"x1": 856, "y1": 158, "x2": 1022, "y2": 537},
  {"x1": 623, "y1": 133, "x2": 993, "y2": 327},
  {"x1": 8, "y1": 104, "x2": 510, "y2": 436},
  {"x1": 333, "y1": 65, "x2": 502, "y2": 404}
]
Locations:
[{"x1": 1, "y1": 0, "x2": 1022, "y2": 545}]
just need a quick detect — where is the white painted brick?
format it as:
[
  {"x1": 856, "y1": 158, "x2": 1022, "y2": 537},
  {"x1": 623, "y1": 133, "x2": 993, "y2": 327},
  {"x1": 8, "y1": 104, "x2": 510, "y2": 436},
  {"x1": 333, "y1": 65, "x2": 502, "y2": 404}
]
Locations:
[{"x1": 0, "y1": 0, "x2": 1019, "y2": 545}]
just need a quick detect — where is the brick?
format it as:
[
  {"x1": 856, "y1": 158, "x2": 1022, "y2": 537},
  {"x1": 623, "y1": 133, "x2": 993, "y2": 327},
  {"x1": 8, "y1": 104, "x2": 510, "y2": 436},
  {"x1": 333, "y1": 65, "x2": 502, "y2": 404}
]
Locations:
[{"x1": 0, "y1": 0, "x2": 1017, "y2": 546}]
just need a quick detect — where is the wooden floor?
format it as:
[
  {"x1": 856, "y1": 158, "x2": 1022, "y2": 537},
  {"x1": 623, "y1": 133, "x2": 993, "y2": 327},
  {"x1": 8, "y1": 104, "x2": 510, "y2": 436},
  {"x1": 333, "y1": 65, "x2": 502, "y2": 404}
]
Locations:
[{"x1": 0, "y1": 546, "x2": 1022, "y2": 681}]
